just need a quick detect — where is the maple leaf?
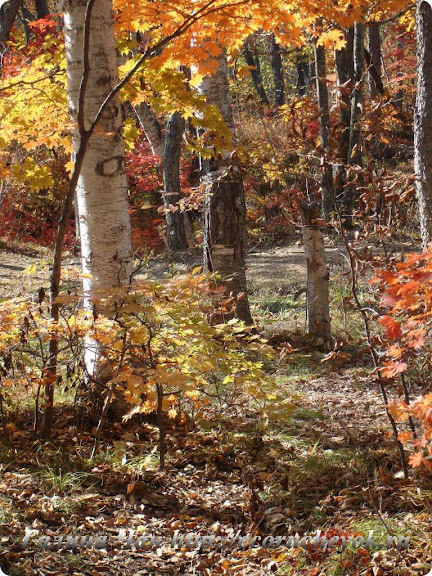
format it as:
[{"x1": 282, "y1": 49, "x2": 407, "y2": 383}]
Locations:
[
  {"x1": 396, "y1": 280, "x2": 420, "y2": 296},
  {"x1": 386, "y1": 343, "x2": 405, "y2": 359},
  {"x1": 377, "y1": 271, "x2": 400, "y2": 285},
  {"x1": 398, "y1": 431, "x2": 412, "y2": 443},
  {"x1": 316, "y1": 29, "x2": 346, "y2": 51},
  {"x1": 387, "y1": 399, "x2": 409, "y2": 422},
  {"x1": 379, "y1": 315, "x2": 402, "y2": 340},
  {"x1": 405, "y1": 329, "x2": 426, "y2": 350},
  {"x1": 408, "y1": 452, "x2": 424, "y2": 468},
  {"x1": 380, "y1": 360, "x2": 408, "y2": 378}
]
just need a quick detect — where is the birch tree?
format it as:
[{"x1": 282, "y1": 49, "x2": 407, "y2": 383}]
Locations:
[
  {"x1": 64, "y1": 0, "x2": 133, "y2": 380},
  {"x1": 134, "y1": 101, "x2": 164, "y2": 157},
  {"x1": 300, "y1": 202, "x2": 331, "y2": 345},
  {"x1": 415, "y1": 0, "x2": 432, "y2": 248}
]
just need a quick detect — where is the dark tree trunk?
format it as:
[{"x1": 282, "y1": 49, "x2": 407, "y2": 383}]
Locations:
[
  {"x1": 314, "y1": 34, "x2": 333, "y2": 220},
  {"x1": 300, "y1": 202, "x2": 331, "y2": 345},
  {"x1": 203, "y1": 175, "x2": 252, "y2": 325},
  {"x1": 244, "y1": 41, "x2": 269, "y2": 105},
  {"x1": 334, "y1": 27, "x2": 354, "y2": 207},
  {"x1": 415, "y1": 1, "x2": 432, "y2": 248},
  {"x1": 296, "y1": 49, "x2": 310, "y2": 97},
  {"x1": 395, "y1": 38, "x2": 405, "y2": 109},
  {"x1": 364, "y1": 47, "x2": 384, "y2": 95},
  {"x1": 349, "y1": 22, "x2": 365, "y2": 162},
  {"x1": 270, "y1": 33, "x2": 285, "y2": 107},
  {"x1": 367, "y1": 22, "x2": 382, "y2": 96},
  {"x1": 344, "y1": 22, "x2": 364, "y2": 229},
  {"x1": 163, "y1": 112, "x2": 188, "y2": 252},
  {"x1": 199, "y1": 53, "x2": 253, "y2": 325},
  {"x1": 0, "y1": 0, "x2": 21, "y2": 43},
  {"x1": 35, "y1": 0, "x2": 49, "y2": 18}
]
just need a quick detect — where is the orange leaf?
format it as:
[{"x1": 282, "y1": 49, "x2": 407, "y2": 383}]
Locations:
[
  {"x1": 380, "y1": 360, "x2": 407, "y2": 379},
  {"x1": 409, "y1": 452, "x2": 424, "y2": 468},
  {"x1": 398, "y1": 431, "x2": 412, "y2": 443},
  {"x1": 387, "y1": 399, "x2": 409, "y2": 422}
]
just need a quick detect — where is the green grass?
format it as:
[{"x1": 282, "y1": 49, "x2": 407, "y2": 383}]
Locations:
[
  {"x1": 291, "y1": 407, "x2": 327, "y2": 422},
  {"x1": 124, "y1": 448, "x2": 160, "y2": 472},
  {"x1": 36, "y1": 467, "x2": 95, "y2": 495},
  {"x1": 249, "y1": 271, "x2": 376, "y2": 348},
  {"x1": 253, "y1": 294, "x2": 300, "y2": 316}
]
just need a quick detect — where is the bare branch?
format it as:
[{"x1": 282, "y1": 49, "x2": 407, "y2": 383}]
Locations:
[{"x1": 0, "y1": 67, "x2": 59, "y2": 95}]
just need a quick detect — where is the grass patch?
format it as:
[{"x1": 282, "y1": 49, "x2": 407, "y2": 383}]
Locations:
[
  {"x1": 36, "y1": 468, "x2": 95, "y2": 495},
  {"x1": 291, "y1": 407, "x2": 327, "y2": 422}
]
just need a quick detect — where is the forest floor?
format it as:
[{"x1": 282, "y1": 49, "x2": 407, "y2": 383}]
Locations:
[{"x1": 0, "y1": 238, "x2": 431, "y2": 576}]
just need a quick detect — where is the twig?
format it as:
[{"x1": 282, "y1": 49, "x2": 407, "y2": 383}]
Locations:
[
  {"x1": 332, "y1": 197, "x2": 409, "y2": 478},
  {"x1": 91, "y1": 333, "x2": 127, "y2": 458},
  {"x1": 401, "y1": 373, "x2": 418, "y2": 439},
  {"x1": 0, "y1": 389, "x2": 8, "y2": 440}
]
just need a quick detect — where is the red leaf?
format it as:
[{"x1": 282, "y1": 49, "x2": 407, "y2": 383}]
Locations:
[{"x1": 379, "y1": 316, "x2": 402, "y2": 340}]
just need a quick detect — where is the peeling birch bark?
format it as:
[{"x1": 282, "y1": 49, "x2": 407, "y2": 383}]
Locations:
[
  {"x1": 64, "y1": 0, "x2": 133, "y2": 380},
  {"x1": 300, "y1": 203, "x2": 331, "y2": 345}
]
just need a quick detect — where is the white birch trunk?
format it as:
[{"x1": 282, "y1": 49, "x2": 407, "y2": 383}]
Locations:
[
  {"x1": 415, "y1": 1, "x2": 432, "y2": 248},
  {"x1": 64, "y1": 0, "x2": 133, "y2": 379},
  {"x1": 198, "y1": 53, "x2": 234, "y2": 138},
  {"x1": 300, "y1": 202, "x2": 331, "y2": 345}
]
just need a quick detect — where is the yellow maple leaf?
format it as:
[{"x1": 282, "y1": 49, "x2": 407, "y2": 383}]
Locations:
[{"x1": 317, "y1": 29, "x2": 346, "y2": 51}]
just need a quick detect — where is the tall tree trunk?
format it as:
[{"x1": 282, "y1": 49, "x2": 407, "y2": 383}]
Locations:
[
  {"x1": 163, "y1": 112, "x2": 188, "y2": 252},
  {"x1": 244, "y1": 41, "x2": 269, "y2": 104},
  {"x1": 0, "y1": 0, "x2": 20, "y2": 43},
  {"x1": 367, "y1": 22, "x2": 382, "y2": 97},
  {"x1": 35, "y1": 0, "x2": 49, "y2": 18},
  {"x1": 204, "y1": 176, "x2": 252, "y2": 324},
  {"x1": 199, "y1": 53, "x2": 253, "y2": 325},
  {"x1": 296, "y1": 48, "x2": 310, "y2": 97},
  {"x1": 64, "y1": 0, "x2": 133, "y2": 381},
  {"x1": 334, "y1": 27, "x2": 354, "y2": 211},
  {"x1": 395, "y1": 36, "x2": 405, "y2": 109},
  {"x1": 415, "y1": 1, "x2": 432, "y2": 248},
  {"x1": 300, "y1": 202, "x2": 331, "y2": 345},
  {"x1": 314, "y1": 32, "x2": 333, "y2": 220},
  {"x1": 344, "y1": 22, "x2": 364, "y2": 229},
  {"x1": 270, "y1": 33, "x2": 285, "y2": 106},
  {"x1": 349, "y1": 22, "x2": 365, "y2": 158},
  {"x1": 134, "y1": 101, "x2": 164, "y2": 157}
]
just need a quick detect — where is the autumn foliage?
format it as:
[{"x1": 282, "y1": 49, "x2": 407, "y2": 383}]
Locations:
[{"x1": 377, "y1": 248, "x2": 432, "y2": 469}]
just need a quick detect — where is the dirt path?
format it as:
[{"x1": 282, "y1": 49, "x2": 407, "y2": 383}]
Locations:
[{"x1": 0, "y1": 240, "x2": 348, "y2": 299}]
